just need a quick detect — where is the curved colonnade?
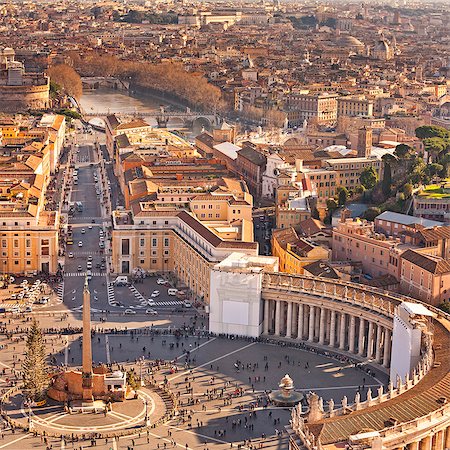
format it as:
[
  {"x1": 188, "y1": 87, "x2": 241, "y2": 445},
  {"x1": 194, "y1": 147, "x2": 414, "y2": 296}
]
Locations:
[{"x1": 258, "y1": 273, "x2": 450, "y2": 450}]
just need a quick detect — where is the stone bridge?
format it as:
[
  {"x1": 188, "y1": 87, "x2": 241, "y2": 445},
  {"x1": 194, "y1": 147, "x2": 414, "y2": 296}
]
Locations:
[
  {"x1": 83, "y1": 110, "x2": 220, "y2": 130},
  {"x1": 81, "y1": 77, "x2": 129, "y2": 91}
]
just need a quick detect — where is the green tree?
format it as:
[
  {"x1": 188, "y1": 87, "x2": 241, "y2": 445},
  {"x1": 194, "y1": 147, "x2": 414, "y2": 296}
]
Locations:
[
  {"x1": 22, "y1": 320, "x2": 48, "y2": 401},
  {"x1": 382, "y1": 163, "x2": 392, "y2": 197},
  {"x1": 394, "y1": 144, "x2": 412, "y2": 159},
  {"x1": 363, "y1": 207, "x2": 381, "y2": 221},
  {"x1": 415, "y1": 125, "x2": 450, "y2": 140},
  {"x1": 423, "y1": 138, "x2": 446, "y2": 161},
  {"x1": 337, "y1": 187, "x2": 348, "y2": 206},
  {"x1": 426, "y1": 163, "x2": 444, "y2": 178},
  {"x1": 403, "y1": 183, "x2": 413, "y2": 197},
  {"x1": 360, "y1": 166, "x2": 378, "y2": 190}
]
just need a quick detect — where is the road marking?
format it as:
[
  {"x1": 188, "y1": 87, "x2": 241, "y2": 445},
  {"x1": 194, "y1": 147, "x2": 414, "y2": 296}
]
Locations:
[
  {"x1": 165, "y1": 423, "x2": 252, "y2": 449},
  {"x1": 169, "y1": 342, "x2": 257, "y2": 382},
  {"x1": 105, "y1": 335, "x2": 111, "y2": 365},
  {"x1": 0, "y1": 435, "x2": 31, "y2": 449},
  {"x1": 174, "y1": 338, "x2": 216, "y2": 361},
  {"x1": 64, "y1": 336, "x2": 69, "y2": 366}
]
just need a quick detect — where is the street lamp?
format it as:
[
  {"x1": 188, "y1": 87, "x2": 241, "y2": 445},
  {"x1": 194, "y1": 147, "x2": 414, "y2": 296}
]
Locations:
[{"x1": 139, "y1": 356, "x2": 145, "y2": 387}]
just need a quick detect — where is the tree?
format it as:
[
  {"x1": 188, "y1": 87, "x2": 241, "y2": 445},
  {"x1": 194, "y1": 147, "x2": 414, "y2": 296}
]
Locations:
[
  {"x1": 382, "y1": 162, "x2": 392, "y2": 197},
  {"x1": 22, "y1": 320, "x2": 48, "y2": 401},
  {"x1": 423, "y1": 138, "x2": 446, "y2": 161},
  {"x1": 394, "y1": 144, "x2": 412, "y2": 159},
  {"x1": 363, "y1": 207, "x2": 381, "y2": 221},
  {"x1": 47, "y1": 64, "x2": 83, "y2": 100},
  {"x1": 403, "y1": 183, "x2": 413, "y2": 198},
  {"x1": 415, "y1": 125, "x2": 450, "y2": 140},
  {"x1": 425, "y1": 163, "x2": 444, "y2": 178},
  {"x1": 360, "y1": 166, "x2": 378, "y2": 190},
  {"x1": 337, "y1": 187, "x2": 348, "y2": 206}
]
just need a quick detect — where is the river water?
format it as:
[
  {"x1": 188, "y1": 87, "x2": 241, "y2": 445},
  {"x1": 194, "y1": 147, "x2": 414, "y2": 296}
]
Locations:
[{"x1": 80, "y1": 87, "x2": 175, "y2": 113}]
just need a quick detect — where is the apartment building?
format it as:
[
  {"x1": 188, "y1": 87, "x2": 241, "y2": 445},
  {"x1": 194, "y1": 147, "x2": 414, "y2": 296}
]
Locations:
[
  {"x1": 285, "y1": 92, "x2": 338, "y2": 127},
  {"x1": 337, "y1": 96, "x2": 374, "y2": 117},
  {"x1": 400, "y1": 250, "x2": 450, "y2": 306},
  {"x1": 272, "y1": 227, "x2": 329, "y2": 275},
  {"x1": 0, "y1": 120, "x2": 60, "y2": 275},
  {"x1": 375, "y1": 211, "x2": 443, "y2": 237},
  {"x1": 332, "y1": 214, "x2": 404, "y2": 279},
  {"x1": 111, "y1": 207, "x2": 258, "y2": 303}
]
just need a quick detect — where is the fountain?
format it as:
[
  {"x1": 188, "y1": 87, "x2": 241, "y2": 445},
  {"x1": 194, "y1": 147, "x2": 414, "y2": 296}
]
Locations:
[{"x1": 269, "y1": 374, "x2": 303, "y2": 406}]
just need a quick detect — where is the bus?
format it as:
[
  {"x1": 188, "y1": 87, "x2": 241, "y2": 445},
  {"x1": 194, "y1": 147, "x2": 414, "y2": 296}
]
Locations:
[{"x1": 76, "y1": 201, "x2": 83, "y2": 212}]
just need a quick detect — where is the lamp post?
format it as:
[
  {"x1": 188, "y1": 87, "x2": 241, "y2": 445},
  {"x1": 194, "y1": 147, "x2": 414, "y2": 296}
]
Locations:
[{"x1": 139, "y1": 356, "x2": 145, "y2": 387}]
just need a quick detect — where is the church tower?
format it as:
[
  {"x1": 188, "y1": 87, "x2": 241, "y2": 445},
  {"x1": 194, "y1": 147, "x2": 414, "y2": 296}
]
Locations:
[{"x1": 357, "y1": 126, "x2": 372, "y2": 158}]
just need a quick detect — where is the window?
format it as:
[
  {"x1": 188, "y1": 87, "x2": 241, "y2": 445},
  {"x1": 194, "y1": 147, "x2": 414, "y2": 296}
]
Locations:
[
  {"x1": 152, "y1": 238, "x2": 157, "y2": 247},
  {"x1": 14, "y1": 240, "x2": 19, "y2": 248},
  {"x1": 121, "y1": 239, "x2": 130, "y2": 256},
  {"x1": 26, "y1": 260, "x2": 31, "y2": 265},
  {"x1": 164, "y1": 238, "x2": 169, "y2": 247},
  {"x1": 140, "y1": 238, "x2": 145, "y2": 247},
  {"x1": 140, "y1": 259, "x2": 145, "y2": 264}
]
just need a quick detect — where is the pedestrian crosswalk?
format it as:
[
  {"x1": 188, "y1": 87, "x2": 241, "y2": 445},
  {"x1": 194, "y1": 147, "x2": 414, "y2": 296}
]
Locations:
[
  {"x1": 152, "y1": 300, "x2": 184, "y2": 307},
  {"x1": 69, "y1": 251, "x2": 102, "y2": 256},
  {"x1": 107, "y1": 282, "x2": 115, "y2": 305},
  {"x1": 56, "y1": 281, "x2": 64, "y2": 303},
  {"x1": 129, "y1": 285, "x2": 146, "y2": 303},
  {"x1": 64, "y1": 272, "x2": 104, "y2": 277}
]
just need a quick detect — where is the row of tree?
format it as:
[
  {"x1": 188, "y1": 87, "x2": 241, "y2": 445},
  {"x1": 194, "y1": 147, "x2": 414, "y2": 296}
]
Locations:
[{"x1": 67, "y1": 52, "x2": 223, "y2": 112}]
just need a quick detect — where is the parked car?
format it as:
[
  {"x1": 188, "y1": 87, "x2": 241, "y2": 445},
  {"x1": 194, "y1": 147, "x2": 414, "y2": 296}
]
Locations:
[
  {"x1": 168, "y1": 288, "x2": 178, "y2": 296},
  {"x1": 156, "y1": 278, "x2": 166, "y2": 285},
  {"x1": 183, "y1": 301, "x2": 192, "y2": 308},
  {"x1": 151, "y1": 290, "x2": 160, "y2": 298},
  {"x1": 145, "y1": 309, "x2": 158, "y2": 315},
  {"x1": 124, "y1": 309, "x2": 136, "y2": 315}
]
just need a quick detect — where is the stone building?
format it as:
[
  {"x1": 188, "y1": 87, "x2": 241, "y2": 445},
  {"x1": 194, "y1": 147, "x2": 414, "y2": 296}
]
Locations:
[{"x1": 0, "y1": 48, "x2": 50, "y2": 111}]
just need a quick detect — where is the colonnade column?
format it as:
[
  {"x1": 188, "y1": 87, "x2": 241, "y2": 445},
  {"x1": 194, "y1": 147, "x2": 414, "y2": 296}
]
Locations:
[
  {"x1": 297, "y1": 304, "x2": 304, "y2": 340},
  {"x1": 367, "y1": 321, "x2": 374, "y2": 359},
  {"x1": 349, "y1": 315, "x2": 356, "y2": 353},
  {"x1": 420, "y1": 436, "x2": 432, "y2": 450},
  {"x1": 358, "y1": 318, "x2": 365, "y2": 356},
  {"x1": 432, "y1": 431, "x2": 444, "y2": 450},
  {"x1": 445, "y1": 426, "x2": 450, "y2": 450},
  {"x1": 286, "y1": 301, "x2": 293, "y2": 338},
  {"x1": 274, "y1": 300, "x2": 281, "y2": 336},
  {"x1": 445, "y1": 427, "x2": 450, "y2": 450},
  {"x1": 408, "y1": 441, "x2": 419, "y2": 450},
  {"x1": 308, "y1": 305, "x2": 315, "y2": 342},
  {"x1": 339, "y1": 312, "x2": 346, "y2": 350},
  {"x1": 375, "y1": 324, "x2": 382, "y2": 364},
  {"x1": 329, "y1": 310, "x2": 336, "y2": 347},
  {"x1": 383, "y1": 328, "x2": 391, "y2": 367},
  {"x1": 319, "y1": 307, "x2": 326, "y2": 345},
  {"x1": 263, "y1": 299, "x2": 269, "y2": 334}
]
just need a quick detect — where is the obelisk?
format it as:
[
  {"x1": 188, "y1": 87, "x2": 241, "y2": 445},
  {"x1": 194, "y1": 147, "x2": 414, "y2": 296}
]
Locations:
[{"x1": 81, "y1": 276, "x2": 94, "y2": 403}]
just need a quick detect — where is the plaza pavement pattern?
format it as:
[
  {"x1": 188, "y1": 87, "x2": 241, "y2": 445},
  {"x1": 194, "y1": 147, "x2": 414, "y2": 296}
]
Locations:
[{"x1": 0, "y1": 321, "x2": 385, "y2": 450}]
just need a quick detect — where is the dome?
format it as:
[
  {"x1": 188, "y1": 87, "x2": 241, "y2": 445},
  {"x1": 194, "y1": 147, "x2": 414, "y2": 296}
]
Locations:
[{"x1": 337, "y1": 35, "x2": 365, "y2": 52}]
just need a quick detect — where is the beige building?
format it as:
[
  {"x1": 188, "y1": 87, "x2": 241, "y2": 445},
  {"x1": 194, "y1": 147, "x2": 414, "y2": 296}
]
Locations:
[
  {"x1": 111, "y1": 206, "x2": 258, "y2": 303},
  {"x1": 285, "y1": 92, "x2": 338, "y2": 127},
  {"x1": 337, "y1": 96, "x2": 374, "y2": 117},
  {"x1": 272, "y1": 227, "x2": 329, "y2": 275}
]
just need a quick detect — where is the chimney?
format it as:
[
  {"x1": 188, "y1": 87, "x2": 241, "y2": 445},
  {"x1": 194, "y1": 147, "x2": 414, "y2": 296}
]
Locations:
[{"x1": 357, "y1": 126, "x2": 372, "y2": 158}]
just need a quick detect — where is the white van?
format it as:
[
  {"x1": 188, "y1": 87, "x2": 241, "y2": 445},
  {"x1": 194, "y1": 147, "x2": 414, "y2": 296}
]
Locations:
[
  {"x1": 168, "y1": 288, "x2": 178, "y2": 296},
  {"x1": 114, "y1": 276, "x2": 128, "y2": 286}
]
